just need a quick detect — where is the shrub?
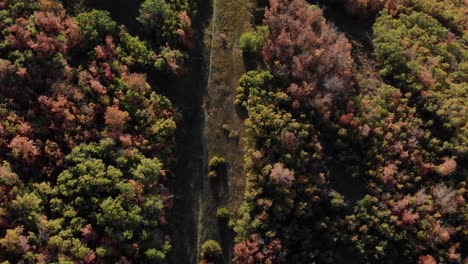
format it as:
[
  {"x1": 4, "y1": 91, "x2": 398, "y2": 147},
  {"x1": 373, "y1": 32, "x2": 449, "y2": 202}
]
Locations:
[
  {"x1": 208, "y1": 156, "x2": 226, "y2": 178},
  {"x1": 200, "y1": 240, "x2": 222, "y2": 261},
  {"x1": 216, "y1": 207, "x2": 230, "y2": 220},
  {"x1": 239, "y1": 26, "x2": 267, "y2": 56},
  {"x1": 208, "y1": 171, "x2": 217, "y2": 178},
  {"x1": 209, "y1": 156, "x2": 226, "y2": 171}
]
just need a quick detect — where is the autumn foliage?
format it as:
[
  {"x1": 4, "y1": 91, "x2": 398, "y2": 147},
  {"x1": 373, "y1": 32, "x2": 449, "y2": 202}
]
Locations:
[
  {"x1": 1, "y1": 0, "x2": 466, "y2": 263},
  {"x1": 233, "y1": 0, "x2": 356, "y2": 262},
  {"x1": 0, "y1": 0, "x2": 182, "y2": 262},
  {"x1": 233, "y1": 0, "x2": 467, "y2": 263},
  {"x1": 263, "y1": 0, "x2": 353, "y2": 117}
]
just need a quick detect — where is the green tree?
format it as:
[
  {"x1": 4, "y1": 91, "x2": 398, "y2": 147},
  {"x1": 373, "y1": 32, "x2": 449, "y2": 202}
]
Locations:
[
  {"x1": 239, "y1": 26, "x2": 268, "y2": 56},
  {"x1": 117, "y1": 29, "x2": 155, "y2": 69},
  {"x1": 137, "y1": 0, "x2": 189, "y2": 45},
  {"x1": 49, "y1": 139, "x2": 170, "y2": 262},
  {"x1": 75, "y1": 9, "x2": 117, "y2": 49}
]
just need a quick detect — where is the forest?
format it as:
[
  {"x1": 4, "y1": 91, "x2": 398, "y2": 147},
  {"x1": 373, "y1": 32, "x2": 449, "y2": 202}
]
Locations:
[{"x1": 0, "y1": 0, "x2": 466, "y2": 263}]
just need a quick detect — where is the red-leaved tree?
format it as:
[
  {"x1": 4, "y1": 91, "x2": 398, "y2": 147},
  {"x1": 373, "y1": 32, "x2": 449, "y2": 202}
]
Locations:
[{"x1": 263, "y1": 0, "x2": 353, "y2": 116}]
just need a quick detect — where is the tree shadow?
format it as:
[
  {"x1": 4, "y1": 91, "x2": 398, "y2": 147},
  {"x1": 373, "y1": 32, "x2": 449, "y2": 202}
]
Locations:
[
  {"x1": 242, "y1": 54, "x2": 259, "y2": 72},
  {"x1": 209, "y1": 162, "x2": 229, "y2": 205},
  {"x1": 235, "y1": 104, "x2": 248, "y2": 120},
  {"x1": 253, "y1": 7, "x2": 266, "y2": 25},
  {"x1": 218, "y1": 218, "x2": 235, "y2": 264}
]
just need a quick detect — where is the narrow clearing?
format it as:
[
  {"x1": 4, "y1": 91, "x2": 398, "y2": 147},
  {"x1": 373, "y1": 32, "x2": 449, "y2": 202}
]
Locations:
[
  {"x1": 199, "y1": 0, "x2": 254, "y2": 263},
  {"x1": 195, "y1": 0, "x2": 219, "y2": 258}
]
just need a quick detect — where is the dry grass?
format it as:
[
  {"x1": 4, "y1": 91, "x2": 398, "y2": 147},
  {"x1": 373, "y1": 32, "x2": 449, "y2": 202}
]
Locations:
[{"x1": 198, "y1": 0, "x2": 254, "y2": 262}]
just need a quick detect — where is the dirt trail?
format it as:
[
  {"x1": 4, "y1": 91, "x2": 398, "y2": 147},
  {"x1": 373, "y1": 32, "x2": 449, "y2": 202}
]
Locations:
[
  {"x1": 199, "y1": 0, "x2": 254, "y2": 263},
  {"x1": 195, "y1": 0, "x2": 219, "y2": 259}
]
